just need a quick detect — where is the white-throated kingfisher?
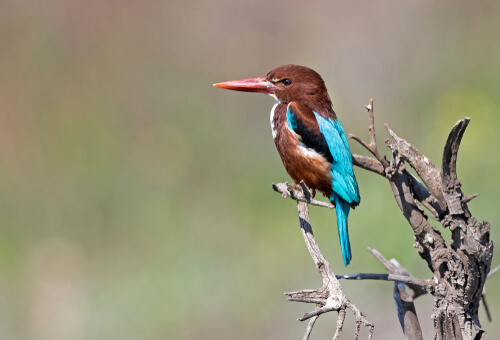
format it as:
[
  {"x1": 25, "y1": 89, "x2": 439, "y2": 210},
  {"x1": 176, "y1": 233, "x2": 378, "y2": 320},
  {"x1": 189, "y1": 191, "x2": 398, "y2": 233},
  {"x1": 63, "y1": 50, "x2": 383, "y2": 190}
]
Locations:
[{"x1": 214, "y1": 65, "x2": 360, "y2": 265}]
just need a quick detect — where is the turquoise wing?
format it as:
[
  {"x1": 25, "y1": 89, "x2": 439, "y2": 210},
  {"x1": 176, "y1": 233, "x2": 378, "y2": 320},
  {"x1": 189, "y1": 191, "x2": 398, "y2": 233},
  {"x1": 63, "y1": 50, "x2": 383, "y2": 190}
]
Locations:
[{"x1": 313, "y1": 112, "x2": 360, "y2": 205}]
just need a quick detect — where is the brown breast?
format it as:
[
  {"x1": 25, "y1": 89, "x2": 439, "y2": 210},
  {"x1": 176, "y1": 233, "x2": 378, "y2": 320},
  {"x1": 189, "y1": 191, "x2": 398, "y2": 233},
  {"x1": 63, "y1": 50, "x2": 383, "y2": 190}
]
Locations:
[{"x1": 272, "y1": 103, "x2": 333, "y2": 198}]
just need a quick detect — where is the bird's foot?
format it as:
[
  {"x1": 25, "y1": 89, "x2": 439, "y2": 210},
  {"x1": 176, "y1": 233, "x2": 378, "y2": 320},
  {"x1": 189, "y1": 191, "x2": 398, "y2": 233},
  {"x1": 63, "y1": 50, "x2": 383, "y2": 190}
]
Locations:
[{"x1": 295, "y1": 182, "x2": 315, "y2": 197}]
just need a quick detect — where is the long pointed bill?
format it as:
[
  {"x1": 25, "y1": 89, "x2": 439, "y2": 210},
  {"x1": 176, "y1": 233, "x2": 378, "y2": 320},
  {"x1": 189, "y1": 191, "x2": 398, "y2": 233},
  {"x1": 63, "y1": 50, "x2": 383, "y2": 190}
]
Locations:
[{"x1": 213, "y1": 76, "x2": 277, "y2": 94}]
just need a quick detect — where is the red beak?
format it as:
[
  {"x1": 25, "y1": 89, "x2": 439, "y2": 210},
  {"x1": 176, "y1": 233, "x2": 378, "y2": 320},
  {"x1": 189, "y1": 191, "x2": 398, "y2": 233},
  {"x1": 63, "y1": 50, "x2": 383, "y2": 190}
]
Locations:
[{"x1": 213, "y1": 76, "x2": 277, "y2": 94}]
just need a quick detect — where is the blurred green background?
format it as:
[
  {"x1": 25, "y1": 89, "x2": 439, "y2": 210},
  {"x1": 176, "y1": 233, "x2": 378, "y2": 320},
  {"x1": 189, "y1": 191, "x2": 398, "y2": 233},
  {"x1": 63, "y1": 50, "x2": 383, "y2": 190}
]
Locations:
[{"x1": 1, "y1": 0, "x2": 499, "y2": 339}]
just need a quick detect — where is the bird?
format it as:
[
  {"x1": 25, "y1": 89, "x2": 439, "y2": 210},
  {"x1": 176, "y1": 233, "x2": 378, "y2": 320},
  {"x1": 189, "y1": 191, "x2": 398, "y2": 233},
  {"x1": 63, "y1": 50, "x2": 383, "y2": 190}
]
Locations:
[{"x1": 214, "y1": 64, "x2": 360, "y2": 266}]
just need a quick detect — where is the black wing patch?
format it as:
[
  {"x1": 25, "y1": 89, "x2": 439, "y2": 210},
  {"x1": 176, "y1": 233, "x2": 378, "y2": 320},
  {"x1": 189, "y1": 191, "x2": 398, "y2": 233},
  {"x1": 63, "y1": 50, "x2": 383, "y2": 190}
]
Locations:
[{"x1": 287, "y1": 104, "x2": 334, "y2": 164}]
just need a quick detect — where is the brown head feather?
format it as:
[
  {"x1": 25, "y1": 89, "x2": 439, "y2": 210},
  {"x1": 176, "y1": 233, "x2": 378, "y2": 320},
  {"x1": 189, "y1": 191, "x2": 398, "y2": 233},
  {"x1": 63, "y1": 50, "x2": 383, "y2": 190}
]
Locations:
[{"x1": 266, "y1": 64, "x2": 335, "y2": 118}]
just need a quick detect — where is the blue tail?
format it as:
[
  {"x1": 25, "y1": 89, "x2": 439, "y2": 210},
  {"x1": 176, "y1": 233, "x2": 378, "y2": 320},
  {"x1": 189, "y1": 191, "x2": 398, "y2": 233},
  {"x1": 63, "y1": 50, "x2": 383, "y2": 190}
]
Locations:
[{"x1": 332, "y1": 195, "x2": 351, "y2": 266}]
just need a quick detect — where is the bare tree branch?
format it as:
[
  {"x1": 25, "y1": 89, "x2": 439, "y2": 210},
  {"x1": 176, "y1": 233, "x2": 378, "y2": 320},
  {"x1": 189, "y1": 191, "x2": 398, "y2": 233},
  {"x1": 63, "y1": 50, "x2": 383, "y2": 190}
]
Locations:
[
  {"x1": 385, "y1": 124, "x2": 447, "y2": 210},
  {"x1": 272, "y1": 182, "x2": 334, "y2": 209},
  {"x1": 487, "y1": 264, "x2": 500, "y2": 279},
  {"x1": 350, "y1": 99, "x2": 493, "y2": 339},
  {"x1": 367, "y1": 248, "x2": 425, "y2": 338},
  {"x1": 336, "y1": 272, "x2": 432, "y2": 291},
  {"x1": 352, "y1": 154, "x2": 386, "y2": 176},
  {"x1": 352, "y1": 111, "x2": 449, "y2": 275},
  {"x1": 302, "y1": 315, "x2": 318, "y2": 340},
  {"x1": 394, "y1": 282, "x2": 424, "y2": 340},
  {"x1": 441, "y1": 118, "x2": 470, "y2": 216},
  {"x1": 481, "y1": 292, "x2": 492, "y2": 323},
  {"x1": 273, "y1": 181, "x2": 374, "y2": 339},
  {"x1": 349, "y1": 98, "x2": 389, "y2": 167}
]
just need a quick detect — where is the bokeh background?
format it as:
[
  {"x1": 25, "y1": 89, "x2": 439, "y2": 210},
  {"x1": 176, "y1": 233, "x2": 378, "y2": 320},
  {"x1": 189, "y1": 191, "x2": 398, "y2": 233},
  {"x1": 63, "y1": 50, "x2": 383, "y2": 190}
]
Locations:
[{"x1": 1, "y1": 0, "x2": 499, "y2": 339}]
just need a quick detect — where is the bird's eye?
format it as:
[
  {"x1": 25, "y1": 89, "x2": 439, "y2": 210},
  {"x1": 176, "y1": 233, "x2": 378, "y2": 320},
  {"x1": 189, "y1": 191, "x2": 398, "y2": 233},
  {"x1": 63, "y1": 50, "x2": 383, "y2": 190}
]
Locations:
[{"x1": 282, "y1": 79, "x2": 292, "y2": 86}]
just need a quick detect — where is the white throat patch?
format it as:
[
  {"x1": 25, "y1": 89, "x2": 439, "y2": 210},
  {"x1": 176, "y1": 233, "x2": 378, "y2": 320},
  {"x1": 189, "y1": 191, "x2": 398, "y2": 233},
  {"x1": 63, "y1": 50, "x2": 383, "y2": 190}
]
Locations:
[{"x1": 269, "y1": 95, "x2": 279, "y2": 139}]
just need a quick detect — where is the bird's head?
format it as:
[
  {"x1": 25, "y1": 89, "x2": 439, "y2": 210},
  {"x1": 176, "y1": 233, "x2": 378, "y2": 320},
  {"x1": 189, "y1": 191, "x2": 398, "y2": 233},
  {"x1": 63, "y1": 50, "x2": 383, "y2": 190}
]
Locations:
[{"x1": 214, "y1": 64, "x2": 332, "y2": 112}]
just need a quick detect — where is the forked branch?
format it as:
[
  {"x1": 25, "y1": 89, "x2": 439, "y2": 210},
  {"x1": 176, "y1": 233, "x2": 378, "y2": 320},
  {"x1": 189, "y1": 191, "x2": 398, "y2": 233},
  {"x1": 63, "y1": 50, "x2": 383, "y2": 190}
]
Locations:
[
  {"x1": 349, "y1": 99, "x2": 493, "y2": 340},
  {"x1": 272, "y1": 181, "x2": 374, "y2": 340},
  {"x1": 349, "y1": 98, "x2": 389, "y2": 168}
]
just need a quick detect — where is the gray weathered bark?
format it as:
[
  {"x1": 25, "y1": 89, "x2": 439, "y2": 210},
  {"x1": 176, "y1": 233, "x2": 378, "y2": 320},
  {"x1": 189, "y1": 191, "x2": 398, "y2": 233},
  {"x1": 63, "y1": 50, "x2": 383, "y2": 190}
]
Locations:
[
  {"x1": 349, "y1": 99, "x2": 493, "y2": 339},
  {"x1": 273, "y1": 182, "x2": 374, "y2": 340}
]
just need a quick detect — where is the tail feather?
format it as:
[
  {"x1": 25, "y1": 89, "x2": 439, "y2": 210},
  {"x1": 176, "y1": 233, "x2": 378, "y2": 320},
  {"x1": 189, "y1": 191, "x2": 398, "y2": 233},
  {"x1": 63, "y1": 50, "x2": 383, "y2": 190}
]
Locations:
[{"x1": 334, "y1": 195, "x2": 351, "y2": 266}]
